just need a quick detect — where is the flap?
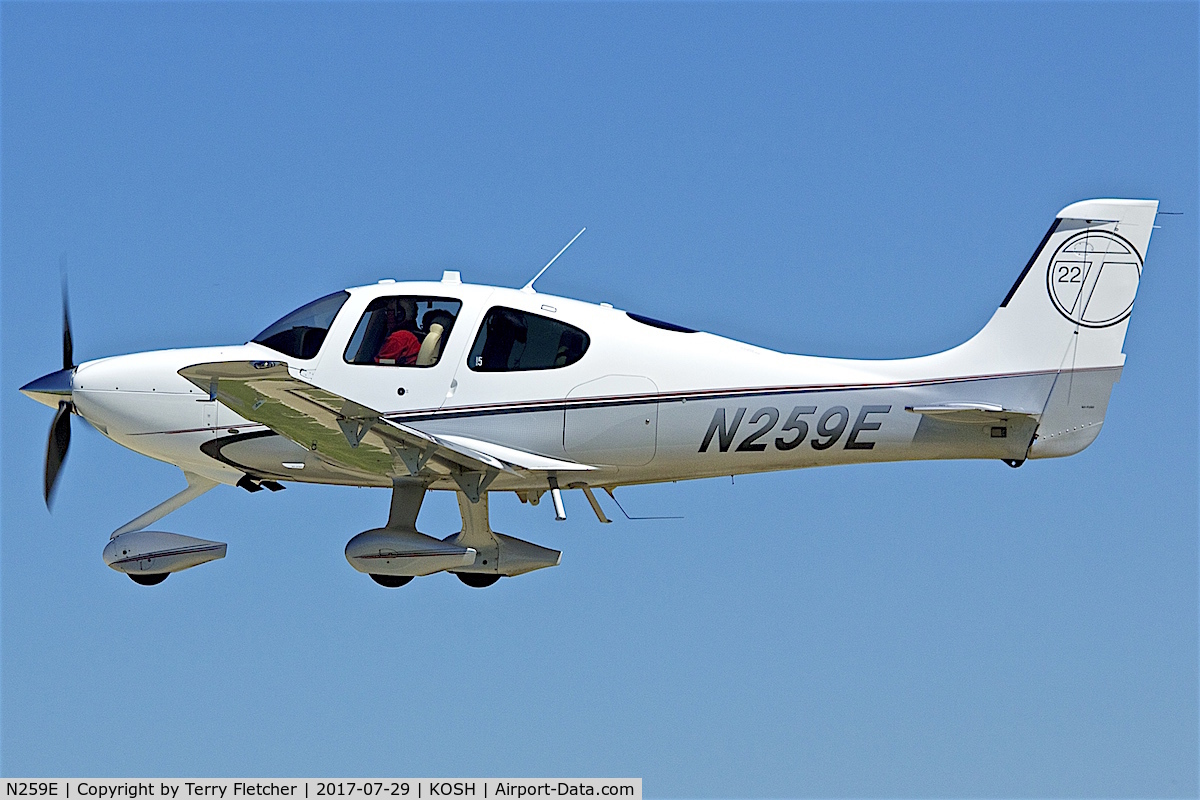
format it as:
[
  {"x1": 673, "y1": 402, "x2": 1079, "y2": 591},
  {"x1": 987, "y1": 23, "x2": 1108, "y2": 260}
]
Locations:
[{"x1": 435, "y1": 434, "x2": 595, "y2": 472}]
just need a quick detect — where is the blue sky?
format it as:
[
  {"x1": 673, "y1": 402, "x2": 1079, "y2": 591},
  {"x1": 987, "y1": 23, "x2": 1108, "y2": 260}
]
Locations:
[{"x1": 2, "y1": 2, "x2": 1196, "y2": 795}]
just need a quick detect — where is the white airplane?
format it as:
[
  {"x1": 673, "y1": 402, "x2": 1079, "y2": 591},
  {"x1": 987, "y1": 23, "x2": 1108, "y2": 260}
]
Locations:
[{"x1": 21, "y1": 199, "x2": 1158, "y2": 587}]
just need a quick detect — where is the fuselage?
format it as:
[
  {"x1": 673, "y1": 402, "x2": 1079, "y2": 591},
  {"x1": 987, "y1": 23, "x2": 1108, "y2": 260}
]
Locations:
[{"x1": 26, "y1": 274, "x2": 1096, "y2": 495}]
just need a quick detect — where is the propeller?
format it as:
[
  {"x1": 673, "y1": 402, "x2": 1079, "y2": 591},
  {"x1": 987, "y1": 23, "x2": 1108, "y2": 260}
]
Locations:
[
  {"x1": 20, "y1": 270, "x2": 79, "y2": 508},
  {"x1": 45, "y1": 397, "x2": 73, "y2": 506},
  {"x1": 61, "y1": 277, "x2": 73, "y2": 371},
  {"x1": 44, "y1": 277, "x2": 76, "y2": 506}
]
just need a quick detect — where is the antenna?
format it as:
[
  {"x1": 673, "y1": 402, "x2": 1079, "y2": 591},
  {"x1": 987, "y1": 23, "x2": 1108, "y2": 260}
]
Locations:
[
  {"x1": 603, "y1": 488, "x2": 683, "y2": 521},
  {"x1": 521, "y1": 227, "x2": 585, "y2": 293}
]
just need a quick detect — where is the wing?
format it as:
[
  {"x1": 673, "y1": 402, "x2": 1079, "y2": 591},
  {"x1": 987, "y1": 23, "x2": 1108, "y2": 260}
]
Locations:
[{"x1": 179, "y1": 360, "x2": 593, "y2": 498}]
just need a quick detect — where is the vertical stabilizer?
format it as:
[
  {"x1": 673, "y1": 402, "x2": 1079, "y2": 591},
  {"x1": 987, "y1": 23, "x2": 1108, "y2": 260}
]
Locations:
[
  {"x1": 955, "y1": 198, "x2": 1157, "y2": 375},
  {"x1": 943, "y1": 199, "x2": 1158, "y2": 458}
]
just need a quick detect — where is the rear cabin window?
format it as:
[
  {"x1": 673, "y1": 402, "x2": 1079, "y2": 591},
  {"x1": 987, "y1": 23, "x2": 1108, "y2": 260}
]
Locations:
[
  {"x1": 344, "y1": 296, "x2": 463, "y2": 367},
  {"x1": 253, "y1": 291, "x2": 350, "y2": 360},
  {"x1": 468, "y1": 307, "x2": 590, "y2": 372},
  {"x1": 627, "y1": 311, "x2": 697, "y2": 333}
]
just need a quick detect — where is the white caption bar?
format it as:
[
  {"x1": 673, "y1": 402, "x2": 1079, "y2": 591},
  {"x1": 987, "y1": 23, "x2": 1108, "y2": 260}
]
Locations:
[{"x1": 3, "y1": 781, "x2": 640, "y2": 800}]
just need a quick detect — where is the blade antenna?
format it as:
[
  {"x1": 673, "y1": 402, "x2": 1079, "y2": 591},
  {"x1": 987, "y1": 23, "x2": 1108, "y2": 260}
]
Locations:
[
  {"x1": 521, "y1": 227, "x2": 585, "y2": 293},
  {"x1": 603, "y1": 487, "x2": 683, "y2": 521}
]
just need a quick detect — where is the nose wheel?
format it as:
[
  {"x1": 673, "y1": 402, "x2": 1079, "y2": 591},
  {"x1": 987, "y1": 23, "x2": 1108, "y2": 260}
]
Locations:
[{"x1": 129, "y1": 573, "x2": 169, "y2": 586}]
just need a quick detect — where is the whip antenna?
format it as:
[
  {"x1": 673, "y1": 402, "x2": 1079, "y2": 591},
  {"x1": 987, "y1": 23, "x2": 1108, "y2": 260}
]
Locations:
[{"x1": 521, "y1": 227, "x2": 585, "y2": 293}]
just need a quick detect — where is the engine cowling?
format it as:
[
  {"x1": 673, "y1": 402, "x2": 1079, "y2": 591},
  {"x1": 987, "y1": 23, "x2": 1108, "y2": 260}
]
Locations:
[{"x1": 103, "y1": 531, "x2": 226, "y2": 577}]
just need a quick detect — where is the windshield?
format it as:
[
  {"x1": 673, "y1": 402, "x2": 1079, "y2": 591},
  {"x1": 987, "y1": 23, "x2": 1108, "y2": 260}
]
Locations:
[{"x1": 252, "y1": 291, "x2": 349, "y2": 360}]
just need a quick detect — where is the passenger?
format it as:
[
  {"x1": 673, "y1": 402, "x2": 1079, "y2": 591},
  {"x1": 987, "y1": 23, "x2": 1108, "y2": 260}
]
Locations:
[
  {"x1": 422, "y1": 309, "x2": 455, "y2": 336},
  {"x1": 415, "y1": 310, "x2": 456, "y2": 366},
  {"x1": 479, "y1": 309, "x2": 526, "y2": 370},
  {"x1": 556, "y1": 329, "x2": 586, "y2": 367}
]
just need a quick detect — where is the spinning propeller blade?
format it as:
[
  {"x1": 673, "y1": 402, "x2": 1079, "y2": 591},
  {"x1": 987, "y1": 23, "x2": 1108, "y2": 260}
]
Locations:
[
  {"x1": 44, "y1": 400, "x2": 72, "y2": 507},
  {"x1": 38, "y1": 271, "x2": 77, "y2": 508},
  {"x1": 62, "y1": 278, "x2": 74, "y2": 371}
]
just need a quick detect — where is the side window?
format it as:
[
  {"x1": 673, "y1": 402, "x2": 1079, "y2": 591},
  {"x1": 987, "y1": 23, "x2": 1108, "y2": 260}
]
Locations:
[
  {"x1": 343, "y1": 296, "x2": 462, "y2": 367},
  {"x1": 468, "y1": 307, "x2": 590, "y2": 372}
]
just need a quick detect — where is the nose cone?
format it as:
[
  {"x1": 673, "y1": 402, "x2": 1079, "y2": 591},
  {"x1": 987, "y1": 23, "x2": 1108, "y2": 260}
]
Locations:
[{"x1": 20, "y1": 367, "x2": 74, "y2": 409}]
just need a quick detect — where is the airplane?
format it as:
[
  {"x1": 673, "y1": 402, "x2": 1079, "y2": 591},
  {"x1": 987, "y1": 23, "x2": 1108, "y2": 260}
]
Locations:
[{"x1": 20, "y1": 198, "x2": 1158, "y2": 588}]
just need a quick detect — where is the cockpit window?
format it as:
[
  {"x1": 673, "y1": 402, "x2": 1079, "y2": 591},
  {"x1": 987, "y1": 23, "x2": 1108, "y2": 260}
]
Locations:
[
  {"x1": 343, "y1": 296, "x2": 463, "y2": 367},
  {"x1": 253, "y1": 291, "x2": 349, "y2": 360},
  {"x1": 468, "y1": 307, "x2": 589, "y2": 372}
]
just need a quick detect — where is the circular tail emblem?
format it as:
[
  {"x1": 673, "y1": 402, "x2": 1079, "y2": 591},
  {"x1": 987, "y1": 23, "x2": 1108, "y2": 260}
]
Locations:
[{"x1": 1047, "y1": 230, "x2": 1142, "y2": 328}]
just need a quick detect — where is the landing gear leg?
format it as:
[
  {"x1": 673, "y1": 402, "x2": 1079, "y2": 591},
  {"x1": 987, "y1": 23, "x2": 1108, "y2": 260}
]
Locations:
[
  {"x1": 105, "y1": 470, "x2": 225, "y2": 585},
  {"x1": 111, "y1": 471, "x2": 219, "y2": 537},
  {"x1": 444, "y1": 489, "x2": 561, "y2": 586},
  {"x1": 448, "y1": 490, "x2": 502, "y2": 588},
  {"x1": 359, "y1": 480, "x2": 426, "y2": 589}
]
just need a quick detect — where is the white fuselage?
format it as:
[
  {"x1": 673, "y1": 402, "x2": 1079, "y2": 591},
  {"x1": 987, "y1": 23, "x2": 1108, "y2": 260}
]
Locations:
[{"x1": 61, "y1": 277, "x2": 1107, "y2": 495}]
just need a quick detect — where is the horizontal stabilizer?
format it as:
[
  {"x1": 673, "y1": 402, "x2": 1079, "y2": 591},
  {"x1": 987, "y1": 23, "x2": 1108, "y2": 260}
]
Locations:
[{"x1": 905, "y1": 403, "x2": 1039, "y2": 424}]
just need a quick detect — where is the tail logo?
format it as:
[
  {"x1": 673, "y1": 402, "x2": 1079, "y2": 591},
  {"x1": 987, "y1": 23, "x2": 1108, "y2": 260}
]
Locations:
[{"x1": 1046, "y1": 230, "x2": 1142, "y2": 328}]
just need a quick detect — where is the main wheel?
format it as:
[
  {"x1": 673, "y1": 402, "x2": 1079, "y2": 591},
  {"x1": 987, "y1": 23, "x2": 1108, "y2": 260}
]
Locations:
[
  {"x1": 129, "y1": 573, "x2": 168, "y2": 586},
  {"x1": 370, "y1": 573, "x2": 413, "y2": 588},
  {"x1": 453, "y1": 572, "x2": 501, "y2": 588}
]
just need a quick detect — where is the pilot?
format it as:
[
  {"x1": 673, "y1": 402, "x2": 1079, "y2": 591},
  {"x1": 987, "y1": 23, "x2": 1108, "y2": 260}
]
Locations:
[{"x1": 375, "y1": 298, "x2": 421, "y2": 366}]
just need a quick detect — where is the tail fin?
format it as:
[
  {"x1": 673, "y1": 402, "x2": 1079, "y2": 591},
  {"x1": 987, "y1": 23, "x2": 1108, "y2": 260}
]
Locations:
[
  {"x1": 964, "y1": 198, "x2": 1157, "y2": 373},
  {"x1": 952, "y1": 198, "x2": 1158, "y2": 457}
]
